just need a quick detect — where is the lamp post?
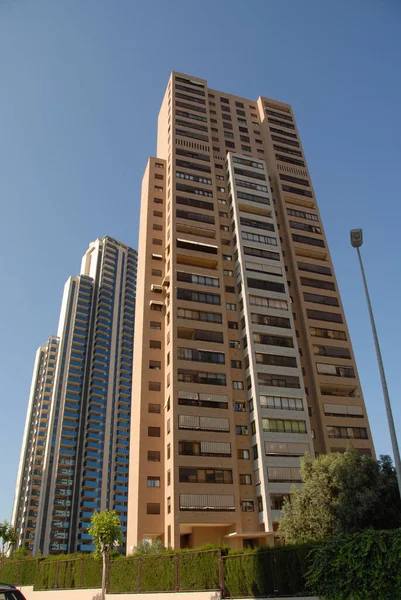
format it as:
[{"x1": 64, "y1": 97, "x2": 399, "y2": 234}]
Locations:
[{"x1": 350, "y1": 228, "x2": 401, "y2": 499}]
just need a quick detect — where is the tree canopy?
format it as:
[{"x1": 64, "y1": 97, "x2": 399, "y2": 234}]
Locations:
[
  {"x1": 278, "y1": 448, "x2": 401, "y2": 544},
  {"x1": 88, "y1": 510, "x2": 122, "y2": 558},
  {"x1": 0, "y1": 521, "x2": 17, "y2": 559}
]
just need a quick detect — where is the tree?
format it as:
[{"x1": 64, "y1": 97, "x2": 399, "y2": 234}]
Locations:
[
  {"x1": 88, "y1": 511, "x2": 122, "y2": 600},
  {"x1": 0, "y1": 521, "x2": 17, "y2": 560},
  {"x1": 278, "y1": 448, "x2": 401, "y2": 544},
  {"x1": 131, "y1": 538, "x2": 166, "y2": 556}
]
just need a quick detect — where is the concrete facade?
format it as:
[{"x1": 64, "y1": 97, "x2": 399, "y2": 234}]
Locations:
[
  {"x1": 19, "y1": 588, "x2": 317, "y2": 600},
  {"x1": 127, "y1": 72, "x2": 374, "y2": 552}
]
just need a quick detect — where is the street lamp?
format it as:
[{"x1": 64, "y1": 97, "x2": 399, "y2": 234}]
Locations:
[{"x1": 350, "y1": 228, "x2": 401, "y2": 499}]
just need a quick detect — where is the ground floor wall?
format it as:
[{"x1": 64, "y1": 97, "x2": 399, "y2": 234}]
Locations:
[{"x1": 20, "y1": 588, "x2": 318, "y2": 600}]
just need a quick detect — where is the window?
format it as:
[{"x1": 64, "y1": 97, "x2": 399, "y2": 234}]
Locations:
[
  {"x1": 247, "y1": 278, "x2": 285, "y2": 294},
  {"x1": 249, "y1": 295, "x2": 288, "y2": 310},
  {"x1": 152, "y1": 253, "x2": 163, "y2": 261},
  {"x1": 153, "y1": 210, "x2": 163, "y2": 218},
  {"x1": 153, "y1": 238, "x2": 163, "y2": 246},
  {"x1": 239, "y1": 474, "x2": 252, "y2": 485},
  {"x1": 307, "y1": 309, "x2": 343, "y2": 324},
  {"x1": 179, "y1": 440, "x2": 231, "y2": 457},
  {"x1": 231, "y1": 360, "x2": 242, "y2": 369},
  {"x1": 260, "y1": 395, "x2": 303, "y2": 411},
  {"x1": 244, "y1": 246, "x2": 280, "y2": 261},
  {"x1": 313, "y1": 345, "x2": 351, "y2": 359},
  {"x1": 221, "y1": 225, "x2": 229, "y2": 232},
  {"x1": 304, "y1": 292, "x2": 339, "y2": 307},
  {"x1": 310, "y1": 326, "x2": 347, "y2": 341},
  {"x1": 150, "y1": 302, "x2": 163, "y2": 312},
  {"x1": 226, "y1": 303, "x2": 236, "y2": 311},
  {"x1": 154, "y1": 197, "x2": 163, "y2": 205},
  {"x1": 154, "y1": 185, "x2": 163, "y2": 192},
  {"x1": 290, "y1": 220, "x2": 321, "y2": 235},
  {"x1": 223, "y1": 269, "x2": 233, "y2": 276},
  {"x1": 228, "y1": 321, "x2": 239, "y2": 329},
  {"x1": 176, "y1": 239, "x2": 217, "y2": 254},
  {"x1": 179, "y1": 467, "x2": 233, "y2": 484},
  {"x1": 177, "y1": 307, "x2": 222, "y2": 324},
  {"x1": 262, "y1": 418, "x2": 307, "y2": 434},
  {"x1": 148, "y1": 403, "x2": 161, "y2": 413},
  {"x1": 167, "y1": 443, "x2": 171, "y2": 459},
  {"x1": 147, "y1": 503, "x2": 160, "y2": 514},
  {"x1": 253, "y1": 332, "x2": 294, "y2": 348},
  {"x1": 236, "y1": 178, "x2": 268, "y2": 193},
  {"x1": 148, "y1": 450, "x2": 160, "y2": 462},
  {"x1": 255, "y1": 353, "x2": 297, "y2": 368},
  {"x1": 152, "y1": 269, "x2": 162, "y2": 277},
  {"x1": 167, "y1": 470, "x2": 171, "y2": 486},
  {"x1": 148, "y1": 427, "x2": 161, "y2": 437},
  {"x1": 233, "y1": 381, "x2": 244, "y2": 390},
  {"x1": 223, "y1": 254, "x2": 232, "y2": 261},
  {"x1": 147, "y1": 477, "x2": 160, "y2": 488},
  {"x1": 155, "y1": 162, "x2": 164, "y2": 168},
  {"x1": 150, "y1": 340, "x2": 161, "y2": 349},
  {"x1": 316, "y1": 363, "x2": 355, "y2": 378},
  {"x1": 234, "y1": 402, "x2": 246, "y2": 412},
  {"x1": 178, "y1": 369, "x2": 227, "y2": 386},
  {"x1": 283, "y1": 185, "x2": 313, "y2": 198},
  {"x1": 177, "y1": 271, "x2": 219, "y2": 287},
  {"x1": 149, "y1": 360, "x2": 161, "y2": 370},
  {"x1": 257, "y1": 373, "x2": 301, "y2": 389},
  {"x1": 167, "y1": 496, "x2": 171, "y2": 514},
  {"x1": 292, "y1": 234, "x2": 325, "y2": 248},
  {"x1": 177, "y1": 347, "x2": 225, "y2": 364},
  {"x1": 298, "y1": 262, "x2": 332, "y2": 276},
  {"x1": 229, "y1": 340, "x2": 240, "y2": 349},
  {"x1": 324, "y1": 403, "x2": 364, "y2": 418},
  {"x1": 225, "y1": 286, "x2": 235, "y2": 293},
  {"x1": 176, "y1": 171, "x2": 212, "y2": 185},
  {"x1": 236, "y1": 425, "x2": 248, "y2": 435},
  {"x1": 176, "y1": 209, "x2": 215, "y2": 225},
  {"x1": 179, "y1": 414, "x2": 229, "y2": 432},
  {"x1": 327, "y1": 426, "x2": 368, "y2": 439},
  {"x1": 178, "y1": 391, "x2": 228, "y2": 410},
  {"x1": 176, "y1": 195, "x2": 214, "y2": 211},
  {"x1": 177, "y1": 288, "x2": 221, "y2": 305},
  {"x1": 238, "y1": 449, "x2": 250, "y2": 459},
  {"x1": 251, "y1": 313, "x2": 291, "y2": 329},
  {"x1": 176, "y1": 183, "x2": 213, "y2": 197},
  {"x1": 301, "y1": 277, "x2": 336, "y2": 291},
  {"x1": 241, "y1": 500, "x2": 254, "y2": 512},
  {"x1": 149, "y1": 381, "x2": 161, "y2": 391},
  {"x1": 271, "y1": 135, "x2": 300, "y2": 148},
  {"x1": 240, "y1": 217, "x2": 274, "y2": 232}
]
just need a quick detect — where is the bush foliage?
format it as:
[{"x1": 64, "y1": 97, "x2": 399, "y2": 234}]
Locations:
[{"x1": 307, "y1": 528, "x2": 401, "y2": 600}]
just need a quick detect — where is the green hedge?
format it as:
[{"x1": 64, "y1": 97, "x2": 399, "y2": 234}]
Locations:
[
  {"x1": 140, "y1": 554, "x2": 175, "y2": 592},
  {"x1": 179, "y1": 550, "x2": 220, "y2": 591},
  {"x1": 34, "y1": 558, "x2": 102, "y2": 590},
  {"x1": 0, "y1": 559, "x2": 38, "y2": 586},
  {"x1": 307, "y1": 528, "x2": 401, "y2": 600},
  {"x1": 108, "y1": 558, "x2": 139, "y2": 593}
]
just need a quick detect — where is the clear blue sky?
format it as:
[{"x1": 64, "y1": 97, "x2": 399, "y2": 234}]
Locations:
[{"x1": 1, "y1": 0, "x2": 400, "y2": 520}]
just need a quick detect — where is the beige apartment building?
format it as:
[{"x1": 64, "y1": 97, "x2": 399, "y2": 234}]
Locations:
[{"x1": 127, "y1": 72, "x2": 374, "y2": 551}]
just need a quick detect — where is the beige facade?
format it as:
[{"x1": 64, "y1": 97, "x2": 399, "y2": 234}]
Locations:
[{"x1": 127, "y1": 72, "x2": 374, "y2": 552}]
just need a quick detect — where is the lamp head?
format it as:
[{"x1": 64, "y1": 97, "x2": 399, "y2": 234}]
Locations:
[{"x1": 350, "y1": 228, "x2": 363, "y2": 248}]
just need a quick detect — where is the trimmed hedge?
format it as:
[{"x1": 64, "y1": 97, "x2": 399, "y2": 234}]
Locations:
[
  {"x1": 34, "y1": 558, "x2": 102, "y2": 590},
  {"x1": 108, "y1": 557, "x2": 139, "y2": 593},
  {"x1": 0, "y1": 559, "x2": 38, "y2": 586},
  {"x1": 179, "y1": 550, "x2": 220, "y2": 590}
]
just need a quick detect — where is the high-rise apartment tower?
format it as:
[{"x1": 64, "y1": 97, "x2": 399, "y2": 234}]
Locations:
[
  {"x1": 127, "y1": 72, "x2": 374, "y2": 551},
  {"x1": 12, "y1": 236, "x2": 137, "y2": 555}
]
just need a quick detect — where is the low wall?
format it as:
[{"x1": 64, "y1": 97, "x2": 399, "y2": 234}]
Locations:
[
  {"x1": 20, "y1": 588, "x2": 222, "y2": 600},
  {"x1": 20, "y1": 589, "x2": 319, "y2": 600}
]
